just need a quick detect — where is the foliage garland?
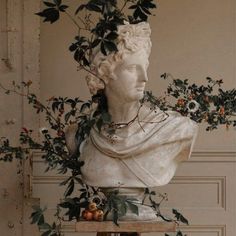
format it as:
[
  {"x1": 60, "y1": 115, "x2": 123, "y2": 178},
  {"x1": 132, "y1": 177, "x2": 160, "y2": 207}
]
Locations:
[{"x1": 0, "y1": 1, "x2": 236, "y2": 236}]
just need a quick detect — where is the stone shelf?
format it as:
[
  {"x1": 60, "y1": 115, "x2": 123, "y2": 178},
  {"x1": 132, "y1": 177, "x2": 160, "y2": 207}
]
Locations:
[{"x1": 75, "y1": 221, "x2": 176, "y2": 233}]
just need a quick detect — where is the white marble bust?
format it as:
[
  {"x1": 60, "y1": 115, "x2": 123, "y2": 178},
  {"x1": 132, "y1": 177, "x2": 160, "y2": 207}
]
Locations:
[{"x1": 66, "y1": 22, "x2": 198, "y2": 189}]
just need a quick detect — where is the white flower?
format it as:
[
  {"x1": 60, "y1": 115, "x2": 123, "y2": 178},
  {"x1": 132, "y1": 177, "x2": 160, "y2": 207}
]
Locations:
[
  {"x1": 39, "y1": 127, "x2": 48, "y2": 134},
  {"x1": 187, "y1": 100, "x2": 200, "y2": 113},
  {"x1": 89, "y1": 194, "x2": 103, "y2": 207}
]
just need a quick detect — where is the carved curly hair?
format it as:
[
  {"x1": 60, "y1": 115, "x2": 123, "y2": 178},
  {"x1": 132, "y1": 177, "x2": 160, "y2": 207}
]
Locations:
[{"x1": 86, "y1": 22, "x2": 152, "y2": 95}]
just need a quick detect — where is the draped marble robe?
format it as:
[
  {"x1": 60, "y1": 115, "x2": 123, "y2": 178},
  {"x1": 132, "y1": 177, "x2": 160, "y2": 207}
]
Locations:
[{"x1": 79, "y1": 104, "x2": 198, "y2": 188}]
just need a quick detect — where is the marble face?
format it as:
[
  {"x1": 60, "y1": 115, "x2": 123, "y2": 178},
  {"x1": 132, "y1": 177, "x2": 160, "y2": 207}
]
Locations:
[{"x1": 106, "y1": 50, "x2": 149, "y2": 103}]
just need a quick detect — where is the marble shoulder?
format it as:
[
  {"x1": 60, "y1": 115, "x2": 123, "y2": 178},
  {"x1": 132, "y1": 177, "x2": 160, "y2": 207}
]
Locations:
[
  {"x1": 167, "y1": 110, "x2": 199, "y2": 136},
  {"x1": 141, "y1": 104, "x2": 198, "y2": 134}
]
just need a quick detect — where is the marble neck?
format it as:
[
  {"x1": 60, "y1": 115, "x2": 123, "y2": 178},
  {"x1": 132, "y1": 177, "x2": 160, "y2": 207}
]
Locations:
[{"x1": 107, "y1": 99, "x2": 140, "y2": 124}]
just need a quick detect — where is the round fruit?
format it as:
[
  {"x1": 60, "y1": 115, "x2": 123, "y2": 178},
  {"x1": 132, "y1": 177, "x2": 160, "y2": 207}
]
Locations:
[
  {"x1": 82, "y1": 209, "x2": 93, "y2": 221},
  {"x1": 93, "y1": 209, "x2": 104, "y2": 221}
]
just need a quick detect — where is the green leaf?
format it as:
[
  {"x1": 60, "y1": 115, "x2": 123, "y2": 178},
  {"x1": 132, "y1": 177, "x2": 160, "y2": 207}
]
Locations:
[
  {"x1": 74, "y1": 177, "x2": 84, "y2": 185},
  {"x1": 38, "y1": 214, "x2": 45, "y2": 225},
  {"x1": 129, "y1": 5, "x2": 137, "y2": 10},
  {"x1": 87, "y1": 3, "x2": 102, "y2": 12},
  {"x1": 134, "y1": 7, "x2": 148, "y2": 21},
  {"x1": 41, "y1": 230, "x2": 52, "y2": 236},
  {"x1": 100, "y1": 41, "x2": 107, "y2": 55},
  {"x1": 104, "y1": 40, "x2": 118, "y2": 53},
  {"x1": 39, "y1": 223, "x2": 51, "y2": 230},
  {"x1": 75, "y1": 4, "x2": 86, "y2": 14},
  {"x1": 59, "y1": 177, "x2": 71, "y2": 186},
  {"x1": 50, "y1": 233, "x2": 58, "y2": 236},
  {"x1": 126, "y1": 201, "x2": 139, "y2": 215},
  {"x1": 141, "y1": 7, "x2": 151, "y2": 15},
  {"x1": 172, "y1": 209, "x2": 189, "y2": 225},
  {"x1": 35, "y1": 8, "x2": 60, "y2": 24},
  {"x1": 96, "y1": 118, "x2": 103, "y2": 132},
  {"x1": 82, "y1": 56, "x2": 90, "y2": 67},
  {"x1": 112, "y1": 209, "x2": 119, "y2": 226},
  {"x1": 31, "y1": 212, "x2": 42, "y2": 224},
  {"x1": 150, "y1": 191, "x2": 156, "y2": 195},
  {"x1": 176, "y1": 231, "x2": 184, "y2": 236},
  {"x1": 65, "y1": 112, "x2": 71, "y2": 123},
  {"x1": 119, "y1": 201, "x2": 127, "y2": 217},
  {"x1": 59, "y1": 5, "x2": 68, "y2": 12},
  {"x1": 64, "y1": 179, "x2": 75, "y2": 197},
  {"x1": 91, "y1": 38, "x2": 101, "y2": 48},
  {"x1": 106, "y1": 31, "x2": 118, "y2": 41},
  {"x1": 101, "y1": 112, "x2": 112, "y2": 123},
  {"x1": 74, "y1": 49, "x2": 85, "y2": 62},
  {"x1": 142, "y1": 0, "x2": 156, "y2": 9},
  {"x1": 59, "y1": 201, "x2": 71, "y2": 208}
]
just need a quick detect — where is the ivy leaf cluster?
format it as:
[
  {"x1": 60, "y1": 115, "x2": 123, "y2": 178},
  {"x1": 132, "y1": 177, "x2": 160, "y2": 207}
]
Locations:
[
  {"x1": 59, "y1": 197, "x2": 88, "y2": 221},
  {"x1": 30, "y1": 206, "x2": 63, "y2": 236},
  {"x1": 75, "y1": 0, "x2": 118, "y2": 14},
  {"x1": 0, "y1": 138, "x2": 24, "y2": 162},
  {"x1": 35, "y1": 0, "x2": 68, "y2": 23},
  {"x1": 36, "y1": 0, "x2": 156, "y2": 70},
  {"x1": 103, "y1": 190, "x2": 139, "y2": 226},
  {"x1": 129, "y1": 0, "x2": 156, "y2": 23},
  {"x1": 144, "y1": 74, "x2": 236, "y2": 131}
]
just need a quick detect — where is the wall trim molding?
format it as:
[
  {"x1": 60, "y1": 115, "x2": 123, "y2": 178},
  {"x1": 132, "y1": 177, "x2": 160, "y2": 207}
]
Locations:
[
  {"x1": 170, "y1": 176, "x2": 226, "y2": 210},
  {"x1": 180, "y1": 225, "x2": 226, "y2": 236},
  {"x1": 32, "y1": 150, "x2": 236, "y2": 163},
  {"x1": 189, "y1": 151, "x2": 236, "y2": 162}
]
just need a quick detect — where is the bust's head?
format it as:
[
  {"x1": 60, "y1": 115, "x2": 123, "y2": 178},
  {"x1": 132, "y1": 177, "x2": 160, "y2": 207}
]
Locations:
[{"x1": 86, "y1": 22, "x2": 152, "y2": 100}]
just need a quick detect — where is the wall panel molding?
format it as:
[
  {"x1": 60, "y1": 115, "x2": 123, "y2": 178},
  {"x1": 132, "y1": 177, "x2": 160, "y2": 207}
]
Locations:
[
  {"x1": 189, "y1": 151, "x2": 236, "y2": 163},
  {"x1": 33, "y1": 151, "x2": 236, "y2": 163},
  {"x1": 180, "y1": 225, "x2": 226, "y2": 236},
  {"x1": 170, "y1": 176, "x2": 226, "y2": 210},
  {"x1": 32, "y1": 175, "x2": 227, "y2": 210},
  {"x1": 0, "y1": 0, "x2": 21, "y2": 72}
]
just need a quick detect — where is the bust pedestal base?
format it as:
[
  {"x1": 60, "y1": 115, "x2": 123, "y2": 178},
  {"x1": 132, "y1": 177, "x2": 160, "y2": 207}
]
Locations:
[{"x1": 101, "y1": 187, "x2": 158, "y2": 221}]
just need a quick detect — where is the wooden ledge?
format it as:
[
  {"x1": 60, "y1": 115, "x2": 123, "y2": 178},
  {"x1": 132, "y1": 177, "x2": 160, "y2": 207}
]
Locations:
[{"x1": 75, "y1": 221, "x2": 176, "y2": 233}]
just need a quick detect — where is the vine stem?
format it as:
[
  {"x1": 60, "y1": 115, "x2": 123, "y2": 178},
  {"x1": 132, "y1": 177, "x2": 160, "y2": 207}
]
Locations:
[
  {"x1": 120, "y1": 0, "x2": 130, "y2": 13},
  {"x1": 64, "y1": 11, "x2": 90, "y2": 32},
  {"x1": 0, "y1": 82, "x2": 27, "y2": 97},
  {"x1": 0, "y1": 82, "x2": 62, "y2": 128},
  {"x1": 64, "y1": 11, "x2": 81, "y2": 30}
]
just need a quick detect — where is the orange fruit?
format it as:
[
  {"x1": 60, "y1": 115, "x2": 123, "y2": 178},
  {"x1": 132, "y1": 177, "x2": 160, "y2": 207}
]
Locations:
[
  {"x1": 82, "y1": 209, "x2": 94, "y2": 221},
  {"x1": 93, "y1": 209, "x2": 104, "y2": 221}
]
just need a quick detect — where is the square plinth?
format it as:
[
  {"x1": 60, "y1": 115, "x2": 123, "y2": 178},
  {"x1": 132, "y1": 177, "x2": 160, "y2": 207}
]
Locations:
[{"x1": 75, "y1": 221, "x2": 176, "y2": 233}]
